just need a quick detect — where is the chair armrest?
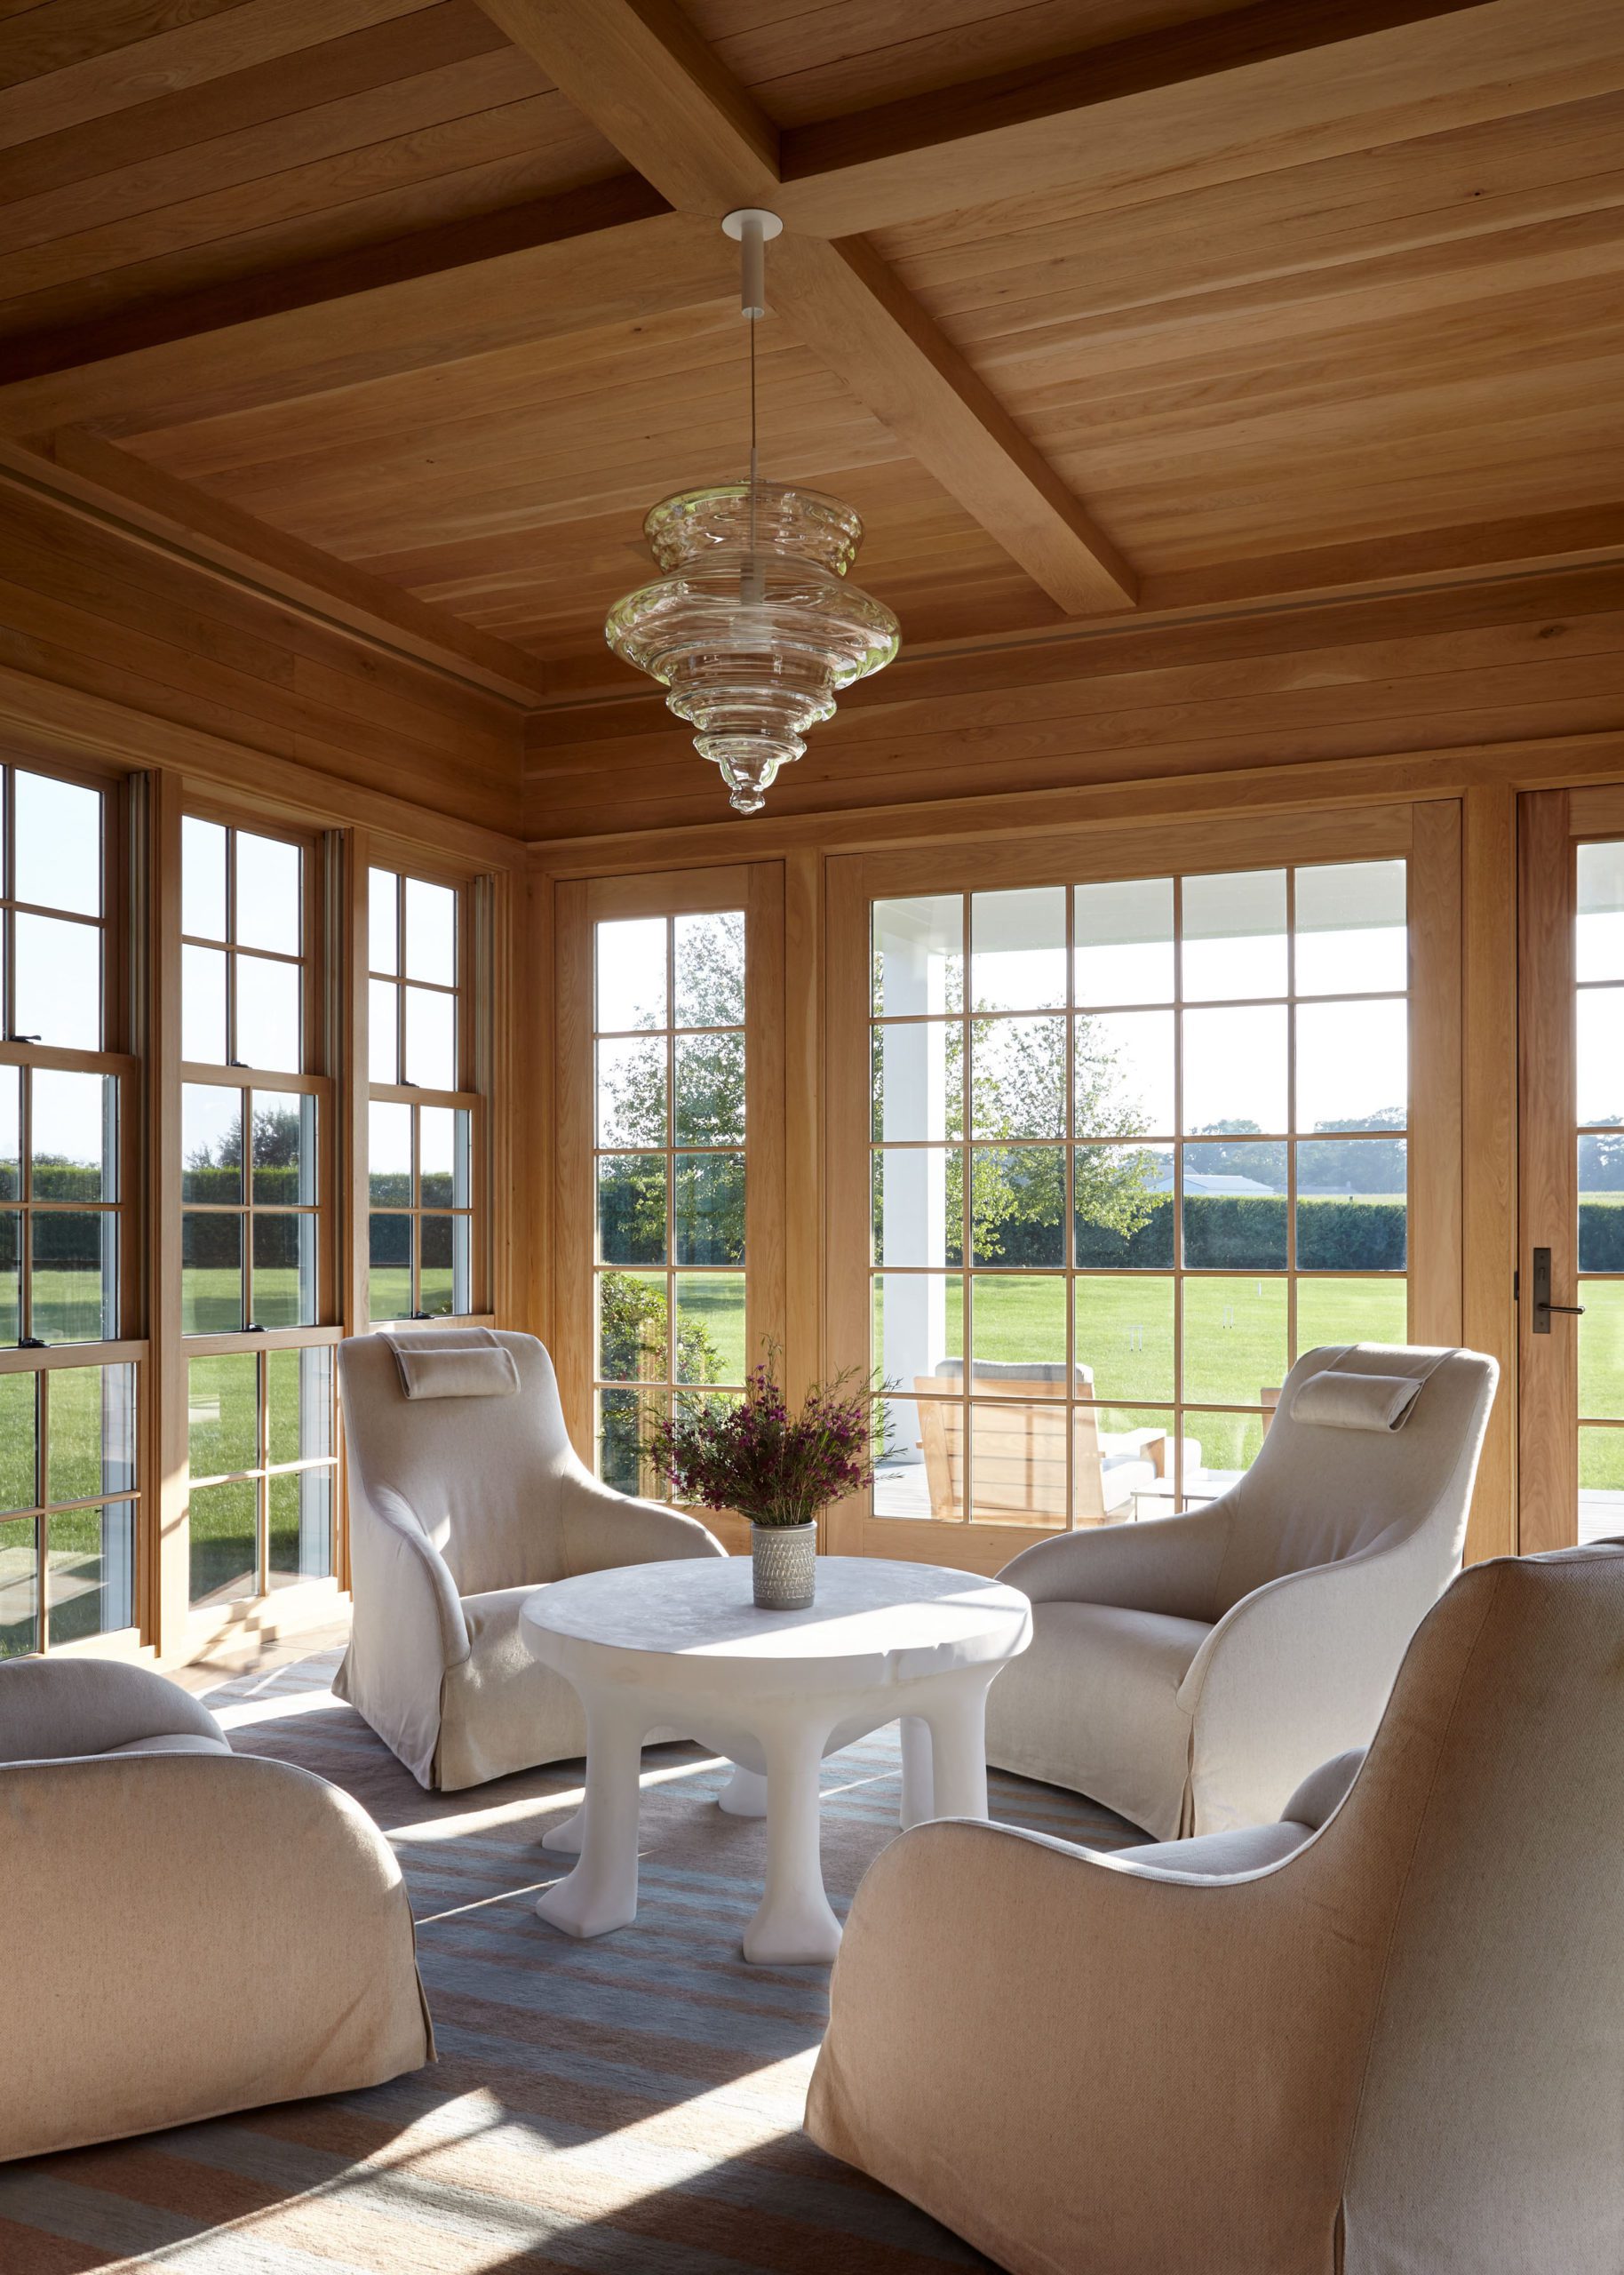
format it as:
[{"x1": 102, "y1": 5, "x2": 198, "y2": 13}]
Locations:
[
  {"x1": 351, "y1": 1481, "x2": 470, "y2": 1667},
  {"x1": 1180, "y1": 1538, "x2": 1440, "y2": 1831},
  {"x1": 555, "y1": 1465, "x2": 727, "y2": 1576},
  {"x1": 999, "y1": 1503, "x2": 1231, "y2": 1620},
  {"x1": 807, "y1": 1816, "x2": 1373, "y2": 2275},
  {"x1": 0, "y1": 1751, "x2": 433, "y2": 2162},
  {"x1": 0, "y1": 1656, "x2": 226, "y2": 1764}
]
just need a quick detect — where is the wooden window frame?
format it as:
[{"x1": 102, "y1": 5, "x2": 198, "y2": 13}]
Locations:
[{"x1": 826, "y1": 802, "x2": 1463, "y2": 1575}]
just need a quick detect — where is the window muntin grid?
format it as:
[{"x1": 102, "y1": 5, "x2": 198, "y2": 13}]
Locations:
[
  {"x1": 367, "y1": 866, "x2": 459, "y2": 1090},
  {"x1": 2, "y1": 765, "x2": 106, "y2": 1052},
  {"x1": 0, "y1": 1362, "x2": 139, "y2": 1654},
  {"x1": 187, "y1": 1345, "x2": 336, "y2": 1608},
  {"x1": 591, "y1": 911, "x2": 747, "y2": 1496},
  {"x1": 868, "y1": 863, "x2": 1410, "y2": 1528},
  {"x1": 180, "y1": 1084, "x2": 317, "y2": 1332},
  {"x1": 1575, "y1": 839, "x2": 1624, "y2": 1537},
  {"x1": 181, "y1": 818, "x2": 305, "y2": 1074},
  {"x1": 367, "y1": 1099, "x2": 474, "y2": 1321},
  {"x1": 0, "y1": 1065, "x2": 119, "y2": 1345}
]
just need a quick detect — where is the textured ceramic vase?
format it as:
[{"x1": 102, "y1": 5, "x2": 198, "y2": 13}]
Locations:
[{"x1": 751, "y1": 1519, "x2": 816, "y2": 1610}]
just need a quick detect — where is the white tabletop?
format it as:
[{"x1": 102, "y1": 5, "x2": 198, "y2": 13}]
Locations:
[{"x1": 521, "y1": 1556, "x2": 1031, "y2": 1693}]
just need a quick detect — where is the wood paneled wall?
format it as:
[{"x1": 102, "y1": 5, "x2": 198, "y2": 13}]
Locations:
[{"x1": 0, "y1": 476, "x2": 525, "y2": 838}]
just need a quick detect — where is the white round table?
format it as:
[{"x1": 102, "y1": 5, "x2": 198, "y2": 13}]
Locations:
[{"x1": 520, "y1": 1556, "x2": 1031, "y2": 1965}]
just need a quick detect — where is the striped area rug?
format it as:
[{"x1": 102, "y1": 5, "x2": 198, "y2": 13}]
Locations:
[{"x1": 1, "y1": 1648, "x2": 1142, "y2": 2273}]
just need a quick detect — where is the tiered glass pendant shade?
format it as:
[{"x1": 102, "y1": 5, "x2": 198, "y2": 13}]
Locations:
[{"x1": 605, "y1": 481, "x2": 900, "y2": 814}]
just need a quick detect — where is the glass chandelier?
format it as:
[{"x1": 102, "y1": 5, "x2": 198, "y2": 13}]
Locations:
[{"x1": 604, "y1": 211, "x2": 900, "y2": 815}]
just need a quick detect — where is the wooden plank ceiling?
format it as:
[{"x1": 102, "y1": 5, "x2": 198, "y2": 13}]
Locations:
[{"x1": 1, "y1": 0, "x2": 1621, "y2": 740}]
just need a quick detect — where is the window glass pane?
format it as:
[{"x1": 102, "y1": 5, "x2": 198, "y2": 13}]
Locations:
[
  {"x1": 872, "y1": 1022, "x2": 960, "y2": 1144},
  {"x1": 369, "y1": 1213, "x2": 411, "y2": 1320},
  {"x1": 404, "y1": 878, "x2": 457, "y2": 984},
  {"x1": 1185, "y1": 1410, "x2": 1267, "y2": 1503},
  {"x1": 1578, "y1": 987, "x2": 1624, "y2": 1129},
  {"x1": 405, "y1": 984, "x2": 456, "y2": 1089},
  {"x1": 1579, "y1": 1133, "x2": 1624, "y2": 1270},
  {"x1": 971, "y1": 1016, "x2": 1065, "y2": 1139},
  {"x1": 369, "y1": 1099, "x2": 411, "y2": 1205},
  {"x1": 252, "y1": 1093, "x2": 314, "y2": 1205},
  {"x1": 267, "y1": 1345, "x2": 331, "y2": 1465},
  {"x1": 370, "y1": 978, "x2": 400, "y2": 1083},
  {"x1": 1181, "y1": 869, "x2": 1286, "y2": 1002},
  {"x1": 1076, "y1": 1010, "x2": 1174, "y2": 1138},
  {"x1": 183, "y1": 1210, "x2": 243, "y2": 1333},
  {"x1": 1294, "y1": 861, "x2": 1406, "y2": 996},
  {"x1": 872, "y1": 1273, "x2": 960, "y2": 1401},
  {"x1": 873, "y1": 1393, "x2": 951, "y2": 1518},
  {"x1": 1297, "y1": 1276, "x2": 1408, "y2": 1354},
  {"x1": 188, "y1": 1477, "x2": 258, "y2": 1607},
  {"x1": 268, "y1": 1466, "x2": 331, "y2": 1586},
  {"x1": 452, "y1": 1109, "x2": 473, "y2": 1209},
  {"x1": 251, "y1": 1213, "x2": 314, "y2": 1327},
  {"x1": 369, "y1": 866, "x2": 399, "y2": 973},
  {"x1": 419, "y1": 1214, "x2": 457, "y2": 1314},
  {"x1": 0, "y1": 1373, "x2": 36, "y2": 1513},
  {"x1": 182, "y1": 1084, "x2": 243, "y2": 1203},
  {"x1": 968, "y1": 1401, "x2": 1067, "y2": 1524},
  {"x1": 32, "y1": 1070, "x2": 115, "y2": 1201},
  {"x1": 1182, "y1": 1139, "x2": 1287, "y2": 1268},
  {"x1": 1075, "y1": 1275, "x2": 1175, "y2": 1402},
  {"x1": 597, "y1": 1387, "x2": 664, "y2": 1498},
  {"x1": 1579, "y1": 1279, "x2": 1624, "y2": 1425},
  {"x1": 597, "y1": 917, "x2": 666, "y2": 1032},
  {"x1": 1077, "y1": 1405, "x2": 1178, "y2": 1525},
  {"x1": 0, "y1": 1066, "x2": 18, "y2": 1199},
  {"x1": 872, "y1": 895, "x2": 962, "y2": 1018},
  {"x1": 1580, "y1": 1428, "x2": 1624, "y2": 1545},
  {"x1": 419, "y1": 1105, "x2": 455, "y2": 1204},
  {"x1": 675, "y1": 909, "x2": 744, "y2": 1027},
  {"x1": 16, "y1": 771, "x2": 100, "y2": 918},
  {"x1": 598, "y1": 1269, "x2": 667, "y2": 1383},
  {"x1": 872, "y1": 1147, "x2": 958, "y2": 1269},
  {"x1": 15, "y1": 914, "x2": 100, "y2": 1050},
  {"x1": 48, "y1": 1364, "x2": 135, "y2": 1505},
  {"x1": 1074, "y1": 878, "x2": 1174, "y2": 1007},
  {"x1": 970, "y1": 887, "x2": 1066, "y2": 1012},
  {"x1": 182, "y1": 943, "x2": 227, "y2": 1062},
  {"x1": 597, "y1": 1035, "x2": 666, "y2": 1148},
  {"x1": 0, "y1": 1514, "x2": 37, "y2": 1656},
  {"x1": 1295, "y1": 1000, "x2": 1408, "y2": 1133},
  {"x1": 0, "y1": 1211, "x2": 18, "y2": 1343},
  {"x1": 1182, "y1": 1004, "x2": 1287, "y2": 1135},
  {"x1": 1296, "y1": 1141, "x2": 1407, "y2": 1269},
  {"x1": 235, "y1": 831, "x2": 300, "y2": 954},
  {"x1": 31, "y1": 1212, "x2": 115, "y2": 1343},
  {"x1": 1181, "y1": 1276, "x2": 1287, "y2": 1407},
  {"x1": 969, "y1": 1146, "x2": 1064, "y2": 1267},
  {"x1": 968, "y1": 1273, "x2": 1067, "y2": 1384},
  {"x1": 674, "y1": 1031, "x2": 746, "y2": 1146},
  {"x1": 1578, "y1": 842, "x2": 1624, "y2": 985},
  {"x1": 182, "y1": 817, "x2": 227, "y2": 939},
  {"x1": 235, "y1": 951, "x2": 300, "y2": 1074},
  {"x1": 48, "y1": 1503, "x2": 135, "y2": 1645},
  {"x1": 598, "y1": 1154, "x2": 665, "y2": 1265},
  {"x1": 673, "y1": 1151, "x2": 745, "y2": 1265},
  {"x1": 1074, "y1": 1142, "x2": 1173, "y2": 1267},
  {"x1": 673, "y1": 1271, "x2": 744, "y2": 1383},
  {"x1": 188, "y1": 1353, "x2": 258, "y2": 1478}
]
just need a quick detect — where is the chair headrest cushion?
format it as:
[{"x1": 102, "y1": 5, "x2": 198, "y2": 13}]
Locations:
[
  {"x1": 1290, "y1": 1368, "x2": 1427, "y2": 1433},
  {"x1": 385, "y1": 1330, "x2": 520, "y2": 1401}
]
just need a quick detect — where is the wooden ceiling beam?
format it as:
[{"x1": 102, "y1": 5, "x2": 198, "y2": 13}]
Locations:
[
  {"x1": 467, "y1": 0, "x2": 1136, "y2": 613},
  {"x1": 2, "y1": 428, "x2": 554, "y2": 705}
]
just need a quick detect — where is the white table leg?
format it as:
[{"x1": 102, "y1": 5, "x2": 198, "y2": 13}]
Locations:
[
  {"x1": 718, "y1": 1762, "x2": 769, "y2": 1817},
  {"x1": 921, "y1": 1680, "x2": 991, "y2": 1822},
  {"x1": 542, "y1": 1804, "x2": 585, "y2": 1854},
  {"x1": 535, "y1": 1696, "x2": 644, "y2": 1939},
  {"x1": 743, "y1": 1723, "x2": 842, "y2": 1966},
  {"x1": 898, "y1": 1713, "x2": 934, "y2": 1830}
]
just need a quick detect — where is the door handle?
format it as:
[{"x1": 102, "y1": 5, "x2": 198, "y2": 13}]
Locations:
[{"x1": 1531, "y1": 1247, "x2": 1586, "y2": 1334}]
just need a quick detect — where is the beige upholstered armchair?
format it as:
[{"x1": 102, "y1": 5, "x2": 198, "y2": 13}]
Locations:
[
  {"x1": 809, "y1": 1545, "x2": 1624, "y2": 2275},
  {"x1": 336, "y1": 1328, "x2": 725, "y2": 1789},
  {"x1": 0, "y1": 1656, "x2": 431, "y2": 2164},
  {"x1": 985, "y1": 1343, "x2": 1497, "y2": 1836}
]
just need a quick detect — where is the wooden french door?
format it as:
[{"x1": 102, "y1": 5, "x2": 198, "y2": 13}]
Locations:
[
  {"x1": 1518, "y1": 786, "x2": 1624, "y2": 1553},
  {"x1": 826, "y1": 801, "x2": 1465, "y2": 1577}
]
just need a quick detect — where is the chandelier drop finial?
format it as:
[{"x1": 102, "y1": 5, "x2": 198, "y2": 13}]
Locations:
[{"x1": 603, "y1": 212, "x2": 899, "y2": 816}]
